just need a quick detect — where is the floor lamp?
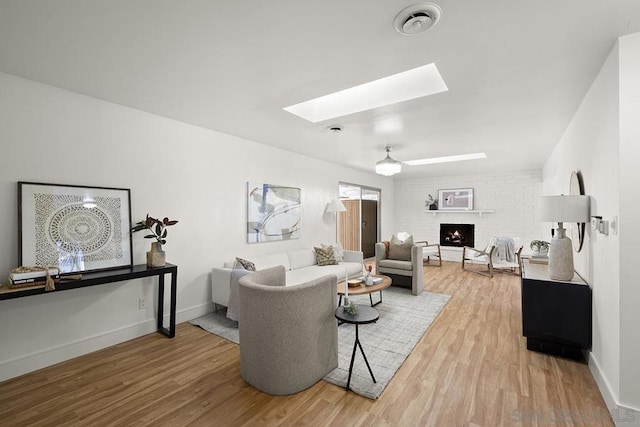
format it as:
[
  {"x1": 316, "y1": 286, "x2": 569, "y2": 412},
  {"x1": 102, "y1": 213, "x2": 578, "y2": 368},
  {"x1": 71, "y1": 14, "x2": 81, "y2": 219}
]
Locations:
[
  {"x1": 326, "y1": 198, "x2": 347, "y2": 243},
  {"x1": 541, "y1": 195, "x2": 590, "y2": 281}
]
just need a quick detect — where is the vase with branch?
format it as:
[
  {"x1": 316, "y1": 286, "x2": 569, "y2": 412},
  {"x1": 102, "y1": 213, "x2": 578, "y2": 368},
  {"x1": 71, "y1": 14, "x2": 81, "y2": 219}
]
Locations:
[{"x1": 131, "y1": 214, "x2": 179, "y2": 267}]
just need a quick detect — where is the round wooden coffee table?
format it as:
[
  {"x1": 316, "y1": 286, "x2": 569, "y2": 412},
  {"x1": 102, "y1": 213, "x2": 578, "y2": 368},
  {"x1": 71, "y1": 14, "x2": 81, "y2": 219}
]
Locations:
[{"x1": 337, "y1": 275, "x2": 392, "y2": 307}]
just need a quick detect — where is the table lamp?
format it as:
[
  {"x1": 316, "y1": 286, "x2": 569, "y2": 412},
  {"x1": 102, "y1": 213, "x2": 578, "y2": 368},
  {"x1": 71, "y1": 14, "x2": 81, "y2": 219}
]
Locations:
[{"x1": 541, "y1": 195, "x2": 590, "y2": 281}]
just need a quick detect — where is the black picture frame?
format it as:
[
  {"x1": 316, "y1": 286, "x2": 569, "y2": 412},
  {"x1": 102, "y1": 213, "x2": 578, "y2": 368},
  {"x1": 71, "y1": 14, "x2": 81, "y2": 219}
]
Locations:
[{"x1": 18, "y1": 181, "x2": 133, "y2": 274}]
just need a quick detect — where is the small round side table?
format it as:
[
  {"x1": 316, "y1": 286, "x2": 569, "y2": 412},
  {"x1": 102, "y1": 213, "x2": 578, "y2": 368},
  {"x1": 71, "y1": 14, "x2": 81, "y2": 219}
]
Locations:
[{"x1": 334, "y1": 305, "x2": 379, "y2": 391}]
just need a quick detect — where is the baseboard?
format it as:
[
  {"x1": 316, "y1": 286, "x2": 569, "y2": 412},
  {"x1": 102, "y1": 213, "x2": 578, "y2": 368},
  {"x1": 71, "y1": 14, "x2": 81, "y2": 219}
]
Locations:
[
  {"x1": 589, "y1": 352, "x2": 640, "y2": 426},
  {"x1": 0, "y1": 301, "x2": 215, "y2": 383}
]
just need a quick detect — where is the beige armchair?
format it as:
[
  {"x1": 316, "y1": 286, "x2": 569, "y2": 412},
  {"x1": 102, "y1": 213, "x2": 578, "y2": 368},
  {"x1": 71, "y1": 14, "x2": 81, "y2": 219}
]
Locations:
[
  {"x1": 375, "y1": 238, "x2": 424, "y2": 295},
  {"x1": 238, "y1": 265, "x2": 338, "y2": 395},
  {"x1": 462, "y1": 237, "x2": 523, "y2": 277}
]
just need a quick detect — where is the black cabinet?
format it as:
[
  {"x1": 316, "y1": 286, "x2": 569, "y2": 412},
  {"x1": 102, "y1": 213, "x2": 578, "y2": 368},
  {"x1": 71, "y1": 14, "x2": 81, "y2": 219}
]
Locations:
[{"x1": 521, "y1": 260, "x2": 591, "y2": 359}]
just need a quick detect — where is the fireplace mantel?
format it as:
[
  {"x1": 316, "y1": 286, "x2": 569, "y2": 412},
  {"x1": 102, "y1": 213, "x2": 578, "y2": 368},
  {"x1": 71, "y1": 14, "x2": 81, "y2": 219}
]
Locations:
[{"x1": 424, "y1": 209, "x2": 495, "y2": 217}]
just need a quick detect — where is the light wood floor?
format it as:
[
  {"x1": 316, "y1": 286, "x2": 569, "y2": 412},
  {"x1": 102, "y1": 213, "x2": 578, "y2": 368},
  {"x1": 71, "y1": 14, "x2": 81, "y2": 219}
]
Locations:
[{"x1": 0, "y1": 262, "x2": 612, "y2": 426}]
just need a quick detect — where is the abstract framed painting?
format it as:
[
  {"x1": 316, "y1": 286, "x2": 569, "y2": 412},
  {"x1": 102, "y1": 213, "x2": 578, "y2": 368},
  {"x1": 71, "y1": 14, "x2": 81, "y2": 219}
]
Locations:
[
  {"x1": 247, "y1": 182, "x2": 301, "y2": 243},
  {"x1": 18, "y1": 182, "x2": 133, "y2": 274},
  {"x1": 438, "y1": 188, "x2": 474, "y2": 210}
]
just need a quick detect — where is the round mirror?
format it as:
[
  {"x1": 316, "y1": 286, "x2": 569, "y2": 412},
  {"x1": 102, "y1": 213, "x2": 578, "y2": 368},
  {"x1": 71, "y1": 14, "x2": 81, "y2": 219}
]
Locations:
[{"x1": 569, "y1": 171, "x2": 585, "y2": 252}]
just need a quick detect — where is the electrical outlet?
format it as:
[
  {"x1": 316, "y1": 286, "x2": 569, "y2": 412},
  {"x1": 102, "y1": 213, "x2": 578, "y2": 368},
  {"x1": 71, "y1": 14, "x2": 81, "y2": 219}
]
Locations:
[{"x1": 138, "y1": 298, "x2": 147, "y2": 310}]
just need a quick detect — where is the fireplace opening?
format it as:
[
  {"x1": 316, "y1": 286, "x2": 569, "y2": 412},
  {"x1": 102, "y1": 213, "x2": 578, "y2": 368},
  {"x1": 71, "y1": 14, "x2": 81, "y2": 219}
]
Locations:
[{"x1": 440, "y1": 223, "x2": 475, "y2": 248}]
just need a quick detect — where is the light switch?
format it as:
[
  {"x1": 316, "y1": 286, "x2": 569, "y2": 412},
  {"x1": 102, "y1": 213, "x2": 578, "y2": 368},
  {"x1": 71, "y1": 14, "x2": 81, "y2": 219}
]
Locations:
[{"x1": 598, "y1": 220, "x2": 609, "y2": 236}]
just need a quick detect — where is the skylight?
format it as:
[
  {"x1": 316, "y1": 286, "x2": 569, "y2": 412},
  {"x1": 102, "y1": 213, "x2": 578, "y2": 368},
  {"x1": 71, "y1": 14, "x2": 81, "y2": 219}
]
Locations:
[
  {"x1": 404, "y1": 152, "x2": 487, "y2": 166},
  {"x1": 283, "y1": 63, "x2": 448, "y2": 123}
]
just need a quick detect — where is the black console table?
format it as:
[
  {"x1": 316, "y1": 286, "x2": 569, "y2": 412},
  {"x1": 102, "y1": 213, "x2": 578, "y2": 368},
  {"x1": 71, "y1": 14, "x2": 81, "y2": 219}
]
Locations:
[
  {"x1": 521, "y1": 260, "x2": 591, "y2": 359},
  {"x1": 0, "y1": 263, "x2": 178, "y2": 338}
]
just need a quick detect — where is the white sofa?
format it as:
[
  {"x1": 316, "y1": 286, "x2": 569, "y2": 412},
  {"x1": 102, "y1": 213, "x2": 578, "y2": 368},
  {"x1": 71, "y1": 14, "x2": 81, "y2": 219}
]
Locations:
[{"x1": 211, "y1": 247, "x2": 364, "y2": 319}]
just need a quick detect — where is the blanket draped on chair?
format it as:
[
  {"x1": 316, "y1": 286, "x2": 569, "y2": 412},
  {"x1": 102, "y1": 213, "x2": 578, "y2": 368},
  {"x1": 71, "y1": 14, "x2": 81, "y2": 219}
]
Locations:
[{"x1": 495, "y1": 237, "x2": 515, "y2": 262}]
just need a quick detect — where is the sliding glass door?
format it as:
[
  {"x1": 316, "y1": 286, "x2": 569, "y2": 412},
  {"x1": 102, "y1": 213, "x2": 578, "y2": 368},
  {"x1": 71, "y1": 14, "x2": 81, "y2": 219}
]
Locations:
[{"x1": 338, "y1": 183, "x2": 380, "y2": 259}]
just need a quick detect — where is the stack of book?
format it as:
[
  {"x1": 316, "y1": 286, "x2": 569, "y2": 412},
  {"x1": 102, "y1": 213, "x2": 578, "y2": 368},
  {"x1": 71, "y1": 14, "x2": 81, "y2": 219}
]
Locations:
[
  {"x1": 8, "y1": 268, "x2": 60, "y2": 289},
  {"x1": 529, "y1": 256, "x2": 549, "y2": 265}
]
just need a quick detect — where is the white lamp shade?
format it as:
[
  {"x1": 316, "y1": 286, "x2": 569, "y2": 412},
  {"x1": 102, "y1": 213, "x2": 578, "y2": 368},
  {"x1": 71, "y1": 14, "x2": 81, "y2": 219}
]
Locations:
[
  {"x1": 326, "y1": 198, "x2": 347, "y2": 213},
  {"x1": 541, "y1": 195, "x2": 590, "y2": 223}
]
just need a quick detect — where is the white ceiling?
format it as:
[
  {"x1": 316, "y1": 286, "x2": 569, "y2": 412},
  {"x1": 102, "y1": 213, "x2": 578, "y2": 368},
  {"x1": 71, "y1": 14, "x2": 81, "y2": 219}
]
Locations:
[{"x1": 1, "y1": 0, "x2": 639, "y2": 178}]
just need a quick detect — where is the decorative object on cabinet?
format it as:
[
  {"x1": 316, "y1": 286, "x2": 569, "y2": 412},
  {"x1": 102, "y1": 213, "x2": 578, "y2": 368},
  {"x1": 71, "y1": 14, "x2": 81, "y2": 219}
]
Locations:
[
  {"x1": 131, "y1": 214, "x2": 179, "y2": 267},
  {"x1": 437, "y1": 188, "x2": 473, "y2": 210},
  {"x1": 8, "y1": 266, "x2": 60, "y2": 290},
  {"x1": 529, "y1": 240, "x2": 550, "y2": 257},
  {"x1": 569, "y1": 171, "x2": 586, "y2": 251},
  {"x1": 541, "y1": 195, "x2": 590, "y2": 281},
  {"x1": 18, "y1": 182, "x2": 133, "y2": 274},
  {"x1": 247, "y1": 182, "x2": 301, "y2": 243}
]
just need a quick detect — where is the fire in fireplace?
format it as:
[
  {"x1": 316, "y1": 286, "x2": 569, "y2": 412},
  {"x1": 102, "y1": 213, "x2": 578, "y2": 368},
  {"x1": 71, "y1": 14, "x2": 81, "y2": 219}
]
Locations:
[{"x1": 440, "y1": 223, "x2": 475, "y2": 248}]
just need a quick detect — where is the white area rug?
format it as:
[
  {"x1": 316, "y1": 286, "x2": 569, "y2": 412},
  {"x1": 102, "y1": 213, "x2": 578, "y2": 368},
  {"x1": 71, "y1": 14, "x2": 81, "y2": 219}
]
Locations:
[{"x1": 190, "y1": 287, "x2": 450, "y2": 399}]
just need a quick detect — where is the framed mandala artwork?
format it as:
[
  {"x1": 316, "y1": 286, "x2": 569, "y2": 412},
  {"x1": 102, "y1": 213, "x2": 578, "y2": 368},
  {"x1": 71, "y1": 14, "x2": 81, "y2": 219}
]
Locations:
[{"x1": 18, "y1": 182, "x2": 133, "y2": 274}]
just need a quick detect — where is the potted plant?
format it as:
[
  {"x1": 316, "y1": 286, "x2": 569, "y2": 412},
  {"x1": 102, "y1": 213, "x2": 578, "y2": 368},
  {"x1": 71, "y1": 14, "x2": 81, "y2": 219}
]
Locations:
[
  {"x1": 530, "y1": 240, "x2": 550, "y2": 257},
  {"x1": 425, "y1": 194, "x2": 438, "y2": 210},
  {"x1": 131, "y1": 214, "x2": 179, "y2": 267}
]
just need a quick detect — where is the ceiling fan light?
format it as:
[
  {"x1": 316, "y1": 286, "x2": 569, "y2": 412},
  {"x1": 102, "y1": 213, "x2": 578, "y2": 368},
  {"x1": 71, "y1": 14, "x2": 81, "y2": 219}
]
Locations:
[{"x1": 375, "y1": 146, "x2": 402, "y2": 176}]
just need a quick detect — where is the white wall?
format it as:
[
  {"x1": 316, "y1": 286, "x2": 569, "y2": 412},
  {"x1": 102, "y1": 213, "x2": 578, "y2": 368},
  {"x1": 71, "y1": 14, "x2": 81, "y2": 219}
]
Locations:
[
  {"x1": 543, "y1": 32, "x2": 640, "y2": 423},
  {"x1": 618, "y1": 31, "x2": 640, "y2": 415},
  {"x1": 0, "y1": 72, "x2": 394, "y2": 381},
  {"x1": 543, "y1": 42, "x2": 621, "y2": 403},
  {"x1": 394, "y1": 170, "x2": 547, "y2": 258}
]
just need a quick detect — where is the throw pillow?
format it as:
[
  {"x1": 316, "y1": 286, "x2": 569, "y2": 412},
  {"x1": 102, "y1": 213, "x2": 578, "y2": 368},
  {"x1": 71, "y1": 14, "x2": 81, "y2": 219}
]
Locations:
[
  {"x1": 314, "y1": 246, "x2": 338, "y2": 266},
  {"x1": 233, "y1": 257, "x2": 256, "y2": 271},
  {"x1": 388, "y1": 234, "x2": 413, "y2": 261},
  {"x1": 321, "y1": 243, "x2": 344, "y2": 262}
]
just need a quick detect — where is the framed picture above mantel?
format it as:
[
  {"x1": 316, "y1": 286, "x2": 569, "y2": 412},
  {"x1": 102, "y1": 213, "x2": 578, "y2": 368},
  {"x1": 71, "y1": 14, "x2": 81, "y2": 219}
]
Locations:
[
  {"x1": 18, "y1": 182, "x2": 133, "y2": 274},
  {"x1": 438, "y1": 188, "x2": 474, "y2": 211}
]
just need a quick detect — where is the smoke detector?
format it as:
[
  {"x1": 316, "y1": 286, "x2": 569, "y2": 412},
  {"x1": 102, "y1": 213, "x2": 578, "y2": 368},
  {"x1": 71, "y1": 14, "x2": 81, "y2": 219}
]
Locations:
[{"x1": 393, "y1": 3, "x2": 442, "y2": 35}]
